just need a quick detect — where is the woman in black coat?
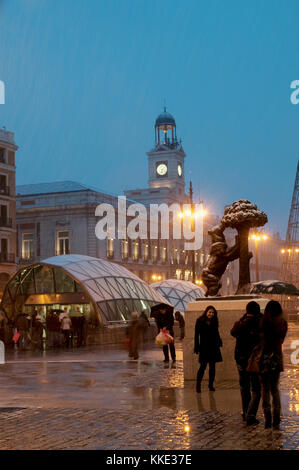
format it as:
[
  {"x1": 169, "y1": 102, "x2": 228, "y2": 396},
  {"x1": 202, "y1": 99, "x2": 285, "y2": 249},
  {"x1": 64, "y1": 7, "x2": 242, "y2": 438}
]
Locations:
[
  {"x1": 259, "y1": 300, "x2": 287, "y2": 430},
  {"x1": 194, "y1": 305, "x2": 223, "y2": 392}
]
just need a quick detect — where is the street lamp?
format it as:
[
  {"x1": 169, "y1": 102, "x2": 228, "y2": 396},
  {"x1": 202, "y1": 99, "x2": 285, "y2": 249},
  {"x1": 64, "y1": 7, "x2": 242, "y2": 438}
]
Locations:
[
  {"x1": 249, "y1": 232, "x2": 268, "y2": 282},
  {"x1": 151, "y1": 274, "x2": 162, "y2": 282},
  {"x1": 179, "y1": 182, "x2": 207, "y2": 284}
]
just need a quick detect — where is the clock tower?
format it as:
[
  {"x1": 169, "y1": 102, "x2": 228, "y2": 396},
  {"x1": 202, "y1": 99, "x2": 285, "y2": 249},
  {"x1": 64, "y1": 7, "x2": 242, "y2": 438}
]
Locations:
[
  {"x1": 125, "y1": 108, "x2": 187, "y2": 205},
  {"x1": 148, "y1": 108, "x2": 186, "y2": 197}
]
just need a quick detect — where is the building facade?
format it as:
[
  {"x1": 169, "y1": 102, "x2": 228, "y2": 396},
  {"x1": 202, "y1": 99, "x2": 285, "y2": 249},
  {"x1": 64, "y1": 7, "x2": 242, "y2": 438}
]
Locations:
[
  {"x1": 16, "y1": 180, "x2": 214, "y2": 285},
  {"x1": 0, "y1": 129, "x2": 18, "y2": 296}
]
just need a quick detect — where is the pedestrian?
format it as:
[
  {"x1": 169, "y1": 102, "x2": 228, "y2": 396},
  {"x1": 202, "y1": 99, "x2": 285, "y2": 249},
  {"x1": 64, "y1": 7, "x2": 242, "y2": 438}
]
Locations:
[
  {"x1": 231, "y1": 301, "x2": 263, "y2": 425},
  {"x1": 156, "y1": 307, "x2": 176, "y2": 364},
  {"x1": 127, "y1": 311, "x2": 142, "y2": 360},
  {"x1": 77, "y1": 315, "x2": 85, "y2": 347},
  {"x1": 61, "y1": 314, "x2": 72, "y2": 348},
  {"x1": 52, "y1": 313, "x2": 62, "y2": 347},
  {"x1": 139, "y1": 310, "x2": 150, "y2": 343},
  {"x1": 15, "y1": 313, "x2": 30, "y2": 350},
  {"x1": 0, "y1": 312, "x2": 6, "y2": 343},
  {"x1": 175, "y1": 311, "x2": 185, "y2": 340},
  {"x1": 258, "y1": 300, "x2": 287, "y2": 430},
  {"x1": 46, "y1": 312, "x2": 55, "y2": 348},
  {"x1": 31, "y1": 315, "x2": 44, "y2": 350},
  {"x1": 194, "y1": 305, "x2": 222, "y2": 392}
]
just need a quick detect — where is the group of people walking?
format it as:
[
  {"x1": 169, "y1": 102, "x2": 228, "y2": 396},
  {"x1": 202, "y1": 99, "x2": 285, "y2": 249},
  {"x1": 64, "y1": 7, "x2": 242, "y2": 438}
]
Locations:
[
  {"x1": 194, "y1": 300, "x2": 287, "y2": 430},
  {"x1": 0, "y1": 311, "x2": 87, "y2": 350}
]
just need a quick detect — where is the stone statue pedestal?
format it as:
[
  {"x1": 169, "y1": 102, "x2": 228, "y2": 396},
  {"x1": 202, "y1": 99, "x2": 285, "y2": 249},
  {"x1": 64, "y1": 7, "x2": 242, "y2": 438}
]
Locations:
[{"x1": 183, "y1": 295, "x2": 269, "y2": 383}]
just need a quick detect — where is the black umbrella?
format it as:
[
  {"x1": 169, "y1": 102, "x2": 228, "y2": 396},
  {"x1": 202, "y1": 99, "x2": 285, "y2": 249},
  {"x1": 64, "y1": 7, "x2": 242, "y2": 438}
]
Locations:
[
  {"x1": 250, "y1": 280, "x2": 299, "y2": 295},
  {"x1": 150, "y1": 303, "x2": 174, "y2": 319}
]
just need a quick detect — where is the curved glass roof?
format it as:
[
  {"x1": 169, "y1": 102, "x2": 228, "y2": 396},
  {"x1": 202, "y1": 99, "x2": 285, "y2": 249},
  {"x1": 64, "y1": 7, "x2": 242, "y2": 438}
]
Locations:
[
  {"x1": 151, "y1": 279, "x2": 205, "y2": 313},
  {"x1": 1, "y1": 255, "x2": 170, "y2": 324},
  {"x1": 42, "y1": 255, "x2": 168, "y2": 304}
]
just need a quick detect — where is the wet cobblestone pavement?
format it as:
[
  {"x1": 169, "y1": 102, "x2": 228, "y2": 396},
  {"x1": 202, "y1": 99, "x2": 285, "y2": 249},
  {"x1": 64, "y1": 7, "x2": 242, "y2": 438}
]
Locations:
[{"x1": 0, "y1": 324, "x2": 298, "y2": 450}]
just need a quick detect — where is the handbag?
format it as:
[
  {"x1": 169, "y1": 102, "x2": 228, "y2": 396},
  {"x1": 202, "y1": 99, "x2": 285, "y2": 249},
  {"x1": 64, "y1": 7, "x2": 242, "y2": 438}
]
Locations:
[
  {"x1": 260, "y1": 352, "x2": 279, "y2": 373},
  {"x1": 155, "y1": 331, "x2": 166, "y2": 346},
  {"x1": 246, "y1": 344, "x2": 263, "y2": 373},
  {"x1": 162, "y1": 329, "x2": 174, "y2": 345},
  {"x1": 12, "y1": 330, "x2": 21, "y2": 343}
]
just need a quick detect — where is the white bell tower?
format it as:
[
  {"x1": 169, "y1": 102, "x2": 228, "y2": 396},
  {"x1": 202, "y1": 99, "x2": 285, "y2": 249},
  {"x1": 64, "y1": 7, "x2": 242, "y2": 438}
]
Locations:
[
  {"x1": 147, "y1": 108, "x2": 186, "y2": 197},
  {"x1": 125, "y1": 108, "x2": 187, "y2": 205}
]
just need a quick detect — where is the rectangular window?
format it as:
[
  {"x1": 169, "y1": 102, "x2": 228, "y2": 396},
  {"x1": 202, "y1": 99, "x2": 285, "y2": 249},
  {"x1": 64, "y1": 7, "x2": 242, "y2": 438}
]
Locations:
[
  {"x1": 142, "y1": 241, "x2": 149, "y2": 262},
  {"x1": 121, "y1": 240, "x2": 128, "y2": 260},
  {"x1": 175, "y1": 269, "x2": 182, "y2": 280},
  {"x1": 56, "y1": 230, "x2": 70, "y2": 255},
  {"x1": 132, "y1": 241, "x2": 139, "y2": 261},
  {"x1": 106, "y1": 238, "x2": 114, "y2": 258},
  {"x1": 161, "y1": 244, "x2": 167, "y2": 263},
  {"x1": 22, "y1": 233, "x2": 34, "y2": 260},
  {"x1": 152, "y1": 243, "x2": 158, "y2": 263},
  {"x1": 0, "y1": 148, "x2": 5, "y2": 163},
  {"x1": 0, "y1": 174, "x2": 7, "y2": 195}
]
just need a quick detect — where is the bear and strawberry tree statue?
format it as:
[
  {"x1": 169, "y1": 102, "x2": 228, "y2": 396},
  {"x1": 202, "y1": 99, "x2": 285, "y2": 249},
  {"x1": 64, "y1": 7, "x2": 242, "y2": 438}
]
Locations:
[{"x1": 202, "y1": 199, "x2": 268, "y2": 296}]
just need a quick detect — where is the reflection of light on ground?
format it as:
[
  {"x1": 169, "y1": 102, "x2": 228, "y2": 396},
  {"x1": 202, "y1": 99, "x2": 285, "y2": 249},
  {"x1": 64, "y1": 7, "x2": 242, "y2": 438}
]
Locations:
[{"x1": 173, "y1": 411, "x2": 191, "y2": 447}]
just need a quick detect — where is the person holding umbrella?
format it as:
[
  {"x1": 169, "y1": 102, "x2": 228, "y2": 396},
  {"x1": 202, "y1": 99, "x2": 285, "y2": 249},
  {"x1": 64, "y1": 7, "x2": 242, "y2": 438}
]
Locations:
[{"x1": 154, "y1": 305, "x2": 176, "y2": 364}]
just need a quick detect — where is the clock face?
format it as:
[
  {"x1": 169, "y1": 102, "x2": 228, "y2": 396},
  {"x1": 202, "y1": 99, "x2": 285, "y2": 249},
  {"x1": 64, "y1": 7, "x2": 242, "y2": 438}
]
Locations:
[
  {"x1": 177, "y1": 164, "x2": 182, "y2": 176},
  {"x1": 156, "y1": 163, "x2": 168, "y2": 176}
]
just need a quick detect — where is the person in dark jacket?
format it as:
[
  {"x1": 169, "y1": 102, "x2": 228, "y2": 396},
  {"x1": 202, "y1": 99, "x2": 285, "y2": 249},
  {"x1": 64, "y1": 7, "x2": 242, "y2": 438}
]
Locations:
[
  {"x1": 126, "y1": 311, "x2": 142, "y2": 360},
  {"x1": 259, "y1": 300, "x2": 287, "y2": 430},
  {"x1": 139, "y1": 310, "x2": 150, "y2": 343},
  {"x1": 0, "y1": 312, "x2": 6, "y2": 343},
  {"x1": 31, "y1": 315, "x2": 44, "y2": 350},
  {"x1": 156, "y1": 307, "x2": 176, "y2": 363},
  {"x1": 194, "y1": 305, "x2": 222, "y2": 392},
  {"x1": 15, "y1": 313, "x2": 30, "y2": 350},
  {"x1": 175, "y1": 311, "x2": 185, "y2": 340},
  {"x1": 231, "y1": 301, "x2": 263, "y2": 425}
]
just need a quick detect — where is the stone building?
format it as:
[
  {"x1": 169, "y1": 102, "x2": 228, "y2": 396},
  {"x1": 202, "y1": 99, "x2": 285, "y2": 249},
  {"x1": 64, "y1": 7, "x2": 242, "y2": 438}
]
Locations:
[{"x1": 0, "y1": 128, "x2": 18, "y2": 296}]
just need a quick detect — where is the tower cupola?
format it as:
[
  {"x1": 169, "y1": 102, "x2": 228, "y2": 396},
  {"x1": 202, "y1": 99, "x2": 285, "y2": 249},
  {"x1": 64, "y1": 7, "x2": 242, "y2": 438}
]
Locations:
[{"x1": 155, "y1": 107, "x2": 178, "y2": 148}]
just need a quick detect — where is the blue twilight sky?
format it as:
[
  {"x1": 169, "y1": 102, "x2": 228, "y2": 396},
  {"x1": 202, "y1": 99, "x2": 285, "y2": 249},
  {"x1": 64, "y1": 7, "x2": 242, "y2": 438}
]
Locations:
[{"x1": 0, "y1": 0, "x2": 299, "y2": 236}]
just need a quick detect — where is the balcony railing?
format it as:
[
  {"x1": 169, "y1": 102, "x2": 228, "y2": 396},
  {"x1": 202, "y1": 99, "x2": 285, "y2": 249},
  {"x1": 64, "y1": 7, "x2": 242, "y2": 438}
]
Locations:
[
  {"x1": 0, "y1": 217, "x2": 12, "y2": 228},
  {"x1": 0, "y1": 186, "x2": 10, "y2": 196},
  {"x1": 0, "y1": 252, "x2": 15, "y2": 263},
  {"x1": 0, "y1": 129, "x2": 15, "y2": 145}
]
